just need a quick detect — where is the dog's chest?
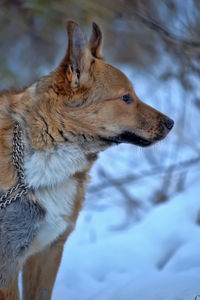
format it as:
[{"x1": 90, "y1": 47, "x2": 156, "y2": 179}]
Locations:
[
  {"x1": 24, "y1": 145, "x2": 88, "y2": 251},
  {"x1": 34, "y1": 178, "x2": 77, "y2": 250}
]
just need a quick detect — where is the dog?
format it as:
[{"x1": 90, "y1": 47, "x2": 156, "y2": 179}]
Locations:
[{"x1": 0, "y1": 20, "x2": 174, "y2": 299}]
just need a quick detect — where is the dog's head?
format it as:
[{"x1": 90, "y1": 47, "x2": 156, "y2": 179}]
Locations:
[{"x1": 27, "y1": 21, "x2": 174, "y2": 151}]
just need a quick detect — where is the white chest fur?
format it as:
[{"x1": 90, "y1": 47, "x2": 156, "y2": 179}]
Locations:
[
  {"x1": 33, "y1": 178, "x2": 77, "y2": 250},
  {"x1": 24, "y1": 145, "x2": 88, "y2": 188},
  {"x1": 24, "y1": 145, "x2": 88, "y2": 251}
]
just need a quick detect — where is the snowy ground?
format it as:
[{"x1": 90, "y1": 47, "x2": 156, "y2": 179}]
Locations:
[
  {"x1": 51, "y1": 65, "x2": 200, "y2": 300},
  {"x1": 53, "y1": 153, "x2": 200, "y2": 300},
  {"x1": 52, "y1": 160, "x2": 200, "y2": 300}
]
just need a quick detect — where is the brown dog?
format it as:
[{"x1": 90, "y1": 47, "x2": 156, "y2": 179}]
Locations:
[{"x1": 0, "y1": 21, "x2": 173, "y2": 299}]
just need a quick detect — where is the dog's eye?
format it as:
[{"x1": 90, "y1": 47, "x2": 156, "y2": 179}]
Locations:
[{"x1": 120, "y1": 94, "x2": 134, "y2": 104}]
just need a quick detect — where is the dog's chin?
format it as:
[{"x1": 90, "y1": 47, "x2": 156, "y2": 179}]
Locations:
[{"x1": 99, "y1": 131, "x2": 156, "y2": 147}]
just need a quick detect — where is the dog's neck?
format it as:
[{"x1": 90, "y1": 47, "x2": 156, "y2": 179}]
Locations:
[
  {"x1": 24, "y1": 144, "x2": 90, "y2": 189},
  {"x1": 0, "y1": 84, "x2": 100, "y2": 191},
  {"x1": 0, "y1": 113, "x2": 96, "y2": 193}
]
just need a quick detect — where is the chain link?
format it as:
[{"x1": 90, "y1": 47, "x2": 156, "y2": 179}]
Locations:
[{"x1": 0, "y1": 123, "x2": 29, "y2": 209}]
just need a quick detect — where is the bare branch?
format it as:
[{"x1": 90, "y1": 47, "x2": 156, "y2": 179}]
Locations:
[
  {"x1": 135, "y1": 10, "x2": 200, "y2": 49},
  {"x1": 88, "y1": 156, "x2": 200, "y2": 194}
]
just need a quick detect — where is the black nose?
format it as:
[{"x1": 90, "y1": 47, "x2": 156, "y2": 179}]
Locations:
[{"x1": 164, "y1": 118, "x2": 174, "y2": 130}]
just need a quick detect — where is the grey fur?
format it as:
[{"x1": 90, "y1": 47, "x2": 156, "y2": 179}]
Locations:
[{"x1": 0, "y1": 195, "x2": 45, "y2": 288}]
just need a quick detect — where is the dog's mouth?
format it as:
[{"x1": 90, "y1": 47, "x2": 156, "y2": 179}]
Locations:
[{"x1": 99, "y1": 131, "x2": 154, "y2": 147}]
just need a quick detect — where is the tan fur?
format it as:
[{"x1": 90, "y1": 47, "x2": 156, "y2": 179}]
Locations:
[
  {"x1": 23, "y1": 229, "x2": 70, "y2": 300},
  {"x1": 0, "y1": 21, "x2": 173, "y2": 299},
  {"x1": 0, "y1": 279, "x2": 19, "y2": 300}
]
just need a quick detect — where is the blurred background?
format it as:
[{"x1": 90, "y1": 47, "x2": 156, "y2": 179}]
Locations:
[{"x1": 1, "y1": 1, "x2": 200, "y2": 299}]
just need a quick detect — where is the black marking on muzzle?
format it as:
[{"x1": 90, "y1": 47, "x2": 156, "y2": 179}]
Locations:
[{"x1": 99, "y1": 131, "x2": 153, "y2": 147}]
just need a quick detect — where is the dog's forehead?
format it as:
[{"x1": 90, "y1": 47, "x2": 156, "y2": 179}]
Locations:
[{"x1": 94, "y1": 60, "x2": 133, "y2": 93}]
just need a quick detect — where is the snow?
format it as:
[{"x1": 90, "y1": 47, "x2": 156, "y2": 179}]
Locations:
[{"x1": 52, "y1": 180, "x2": 200, "y2": 300}]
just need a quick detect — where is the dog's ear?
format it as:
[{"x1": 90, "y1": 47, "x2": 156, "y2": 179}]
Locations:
[
  {"x1": 89, "y1": 22, "x2": 103, "y2": 58},
  {"x1": 65, "y1": 20, "x2": 91, "y2": 88}
]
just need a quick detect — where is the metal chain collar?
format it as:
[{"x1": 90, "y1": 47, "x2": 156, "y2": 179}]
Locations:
[{"x1": 0, "y1": 123, "x2": 29, "y2": 209}]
